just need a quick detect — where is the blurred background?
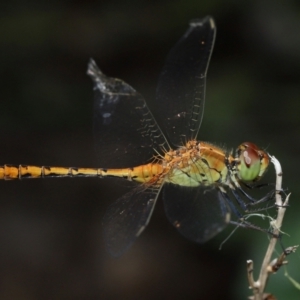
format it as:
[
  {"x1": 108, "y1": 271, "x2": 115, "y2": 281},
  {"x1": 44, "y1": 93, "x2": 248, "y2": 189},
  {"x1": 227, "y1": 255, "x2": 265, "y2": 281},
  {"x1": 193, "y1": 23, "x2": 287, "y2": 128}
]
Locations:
[{"x1": 1, "y1": 0, "x2": 300, "y2": 299}]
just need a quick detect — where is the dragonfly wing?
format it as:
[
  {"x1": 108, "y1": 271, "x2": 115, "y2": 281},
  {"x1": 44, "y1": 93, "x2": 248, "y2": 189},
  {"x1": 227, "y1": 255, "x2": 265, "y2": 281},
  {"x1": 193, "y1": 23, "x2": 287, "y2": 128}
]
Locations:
[
  {"x1": 156, "y1": 16, "x2": 216, "y2": 147},
  {"x1": 103, "y1": 184, "x2": 162, "y2": 257},
  {"x1": 87, "y1": 59, "x2": 169, "y2": 168},
  {"x1": 163, "y1": 184, "x2": 230, "y2": 243}
]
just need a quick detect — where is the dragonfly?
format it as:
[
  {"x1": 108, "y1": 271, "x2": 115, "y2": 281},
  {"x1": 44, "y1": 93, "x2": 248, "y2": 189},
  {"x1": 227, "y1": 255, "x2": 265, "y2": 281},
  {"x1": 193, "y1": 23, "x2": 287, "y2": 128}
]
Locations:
[{"x1": 0, "y1": 16, "x2": 271, "y2": 257}]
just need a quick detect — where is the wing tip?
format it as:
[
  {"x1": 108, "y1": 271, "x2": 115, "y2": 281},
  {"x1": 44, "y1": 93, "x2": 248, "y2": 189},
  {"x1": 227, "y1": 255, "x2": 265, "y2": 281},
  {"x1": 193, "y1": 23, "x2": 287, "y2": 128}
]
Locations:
[
  {"x1": 87, "y1": 58, "x2": 103, "y2": 77},
  {"x1": 189, "y1": 16, "x2": 215, "y2": 30}
]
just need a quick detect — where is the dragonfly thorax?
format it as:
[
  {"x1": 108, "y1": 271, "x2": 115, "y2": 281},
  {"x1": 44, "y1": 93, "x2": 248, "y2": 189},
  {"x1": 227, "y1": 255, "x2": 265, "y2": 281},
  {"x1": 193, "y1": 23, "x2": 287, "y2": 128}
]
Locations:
[{"x1": 163, "y1": 141, "x2": 231, "y2": 187}]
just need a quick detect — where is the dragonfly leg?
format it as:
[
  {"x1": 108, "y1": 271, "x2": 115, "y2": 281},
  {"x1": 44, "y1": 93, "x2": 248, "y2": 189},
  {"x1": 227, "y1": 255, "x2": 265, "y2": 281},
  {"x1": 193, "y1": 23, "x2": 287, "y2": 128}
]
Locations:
[
  {"x1": 229, "y1": 188, "x2": 248, "y2": 212},
  {"x1": 226, "y1": 187, "x2": 275, "y2": 214},
  {"x1": 220, "y1": 189, "x2": 244, "y2": 218},
  {"x1": 220, "y1": 189, "x2": 281, "y2": 240},
  {"x1": 242, "y1": 181, "x2": 288, "y2": 196},
  {"x1": 229, "y1": 220, "x2": 280, "y2": 239},
  {"x1": 242, "y1": 182, "x2": 274, "y2": 190},
  {"x1": 237, "y1": 186, "x2": 275, "y2": 207}
]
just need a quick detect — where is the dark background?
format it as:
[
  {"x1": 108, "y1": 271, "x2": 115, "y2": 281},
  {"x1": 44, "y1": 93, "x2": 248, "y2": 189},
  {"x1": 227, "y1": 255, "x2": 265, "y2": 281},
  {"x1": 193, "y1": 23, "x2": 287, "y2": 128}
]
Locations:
[{"x1": 1, "y1": 1, "x2": 300, "y2": 299}]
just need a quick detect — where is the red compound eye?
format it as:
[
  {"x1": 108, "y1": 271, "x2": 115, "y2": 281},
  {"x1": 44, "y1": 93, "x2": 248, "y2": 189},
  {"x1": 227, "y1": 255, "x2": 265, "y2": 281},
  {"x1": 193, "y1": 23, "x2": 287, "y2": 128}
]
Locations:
[{"x1": 236, "y1": 142, "x2": 269, "y2": 182}]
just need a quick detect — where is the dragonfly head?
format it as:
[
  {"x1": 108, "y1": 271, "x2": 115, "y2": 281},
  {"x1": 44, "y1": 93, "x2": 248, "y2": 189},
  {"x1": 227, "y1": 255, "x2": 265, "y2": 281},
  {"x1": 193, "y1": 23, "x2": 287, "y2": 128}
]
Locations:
[{"x1": 236, "y1": 142, "x2": 269, "y2": 182}]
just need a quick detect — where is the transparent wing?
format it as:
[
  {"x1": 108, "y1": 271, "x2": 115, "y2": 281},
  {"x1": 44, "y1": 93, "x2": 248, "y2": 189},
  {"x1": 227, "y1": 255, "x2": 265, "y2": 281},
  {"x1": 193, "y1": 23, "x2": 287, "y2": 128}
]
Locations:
[
  {"x1": 156, "y1": 16, "x2": 216, "y2": 147},
  {"x1": 103, "y1": 184, "x2": 163, "y2": 257},
  {"x1": 87, "y1": 59, "x2": 169, "y2": 168},
  {"x1": 163, "y1": 184, "x2": 230, "y2": 243}
]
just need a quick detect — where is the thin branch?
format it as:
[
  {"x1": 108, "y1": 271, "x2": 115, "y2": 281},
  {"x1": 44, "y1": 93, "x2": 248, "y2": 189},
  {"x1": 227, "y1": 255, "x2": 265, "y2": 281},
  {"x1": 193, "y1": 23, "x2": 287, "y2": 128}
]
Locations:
[
  {"x1": 267, "y1": 246, "x2": 298, "y2": 273},
  {"x1": 247, "y1": 156, "x2": 296, "y2": 299}
]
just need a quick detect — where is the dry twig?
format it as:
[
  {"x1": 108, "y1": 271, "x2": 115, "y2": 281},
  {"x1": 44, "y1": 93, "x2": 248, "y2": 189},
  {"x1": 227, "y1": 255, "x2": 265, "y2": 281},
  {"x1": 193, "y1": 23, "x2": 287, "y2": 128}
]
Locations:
[{"x1": 247, "y1": 156, "x2": 297, "y2": 299}]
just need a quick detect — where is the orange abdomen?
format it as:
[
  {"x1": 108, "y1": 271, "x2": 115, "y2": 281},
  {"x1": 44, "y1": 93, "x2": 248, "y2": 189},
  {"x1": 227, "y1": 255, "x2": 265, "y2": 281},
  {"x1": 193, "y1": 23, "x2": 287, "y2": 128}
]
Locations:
[{"x1": 0, "y1": 163, "x2": 165, "y2": 183}]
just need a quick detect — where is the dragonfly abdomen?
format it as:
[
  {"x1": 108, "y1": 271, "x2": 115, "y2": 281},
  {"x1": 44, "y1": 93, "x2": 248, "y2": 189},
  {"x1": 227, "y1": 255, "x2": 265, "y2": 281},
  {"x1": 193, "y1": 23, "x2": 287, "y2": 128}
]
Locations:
[
  {"x1": 106, "y1": 163, "x2": 165, "y2": 183},
  {"x1": 0, "y1": 165, "x2": 101, "y2": 180},
  {"x1": 0, "y1": 163, "x2": 165, "y2": 183}
]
